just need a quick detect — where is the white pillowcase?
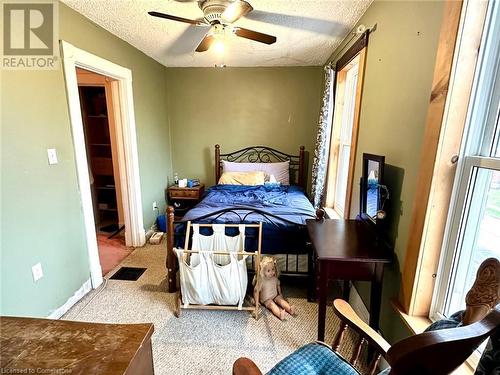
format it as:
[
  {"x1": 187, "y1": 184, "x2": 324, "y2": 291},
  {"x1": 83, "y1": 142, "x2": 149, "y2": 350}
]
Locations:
[{"x1": 222, "y1": 160, "x2": 290, "y2": 185}]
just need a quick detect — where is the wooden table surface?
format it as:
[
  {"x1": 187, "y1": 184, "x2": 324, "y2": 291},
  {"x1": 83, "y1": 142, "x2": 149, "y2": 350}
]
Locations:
[
  {"x1": 0, "y1": 317, "x2": 154, "y2": 375},
  {"x1": 307, "y1": 219, "x2": 392, "y2": 341},
  {"x1": 307, "y1": 219, "x2": 393, "y2": 262}
]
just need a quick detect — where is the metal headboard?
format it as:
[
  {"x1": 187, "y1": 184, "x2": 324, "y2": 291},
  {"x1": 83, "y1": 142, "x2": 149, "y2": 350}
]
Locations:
[{"x1": 214, "y1": 145, "x2": 307, "y2": 190}]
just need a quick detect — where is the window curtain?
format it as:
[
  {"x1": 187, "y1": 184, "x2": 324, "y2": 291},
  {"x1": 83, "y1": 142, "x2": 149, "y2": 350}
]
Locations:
[{"x1": 311, "y1": 66, "x2": 335, "y2": 208}]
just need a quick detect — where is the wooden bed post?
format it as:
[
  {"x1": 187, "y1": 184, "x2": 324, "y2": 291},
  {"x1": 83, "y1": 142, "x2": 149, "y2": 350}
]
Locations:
[
  {"x1": 298, "y1": 145, "x2": 306, "y2": 190},
  {"x1": 254, "y1": 222, "x2": 263, "y2": 320},
  {"x1": 166, "y1": 206, "x2": 177, "y2": 293},
  {"x1": 215, "y1": 144, "x2": 221, "y2": 183}
]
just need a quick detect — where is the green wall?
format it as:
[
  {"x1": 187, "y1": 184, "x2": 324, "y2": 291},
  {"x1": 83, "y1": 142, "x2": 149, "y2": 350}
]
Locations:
[
  {"x1": 0, "y1": 4, "x2": 172, "y2": 317},
  {"x1": 165, "y1": 67, "x2": 323, "y2": 188},
  {"x1": 327, "y1": 0, "x2": 445, "y2": 342}
]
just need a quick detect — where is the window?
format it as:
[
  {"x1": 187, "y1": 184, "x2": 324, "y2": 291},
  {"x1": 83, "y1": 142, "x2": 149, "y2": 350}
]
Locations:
[
  {"x1": 325, "y1": 51, "x2": 365, "y2": 218},
  {"x1": 431, "y1": 0, "x2": 499, "y2": 346}
]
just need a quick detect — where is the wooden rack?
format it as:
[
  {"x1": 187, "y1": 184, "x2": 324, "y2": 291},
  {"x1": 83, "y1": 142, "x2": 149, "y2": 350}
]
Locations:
[{"x1": 175, "y1": 221, "x2": 262, "y2": 319}]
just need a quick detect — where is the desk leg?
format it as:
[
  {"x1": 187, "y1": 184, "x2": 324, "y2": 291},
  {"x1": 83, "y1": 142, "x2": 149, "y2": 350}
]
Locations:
[
  {"x1": 342, "y1": 280, "x2": 350, "y2": 301},
  {"x1": 307, "y1": 245, "x2": 315, "y2": 302},
  {"x1": 317, "y1": 260, "x2": 328, "y2": 342},
  {"x1": 369, "y1": 263, "x2": 384, "y2": 332}
]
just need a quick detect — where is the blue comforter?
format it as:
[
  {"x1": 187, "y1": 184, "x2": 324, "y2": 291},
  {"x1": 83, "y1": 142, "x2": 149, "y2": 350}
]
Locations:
[
  {"x1": 181, "y1": 184, "x2": 316, "y2": 227},
  {"x1": 177, "y1": 184, "x2": 316, "y2": 253}
]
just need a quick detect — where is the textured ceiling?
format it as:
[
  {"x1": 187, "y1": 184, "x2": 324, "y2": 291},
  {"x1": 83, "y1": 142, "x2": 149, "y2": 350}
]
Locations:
[{"x1": 62, "y1": 0, "x2": 372, "y2": 67}]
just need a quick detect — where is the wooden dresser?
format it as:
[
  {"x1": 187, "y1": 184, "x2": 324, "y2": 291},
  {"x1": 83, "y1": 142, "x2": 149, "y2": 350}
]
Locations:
[{"x1": 0, "y1": 317, "x2": 154, "y2": 375}]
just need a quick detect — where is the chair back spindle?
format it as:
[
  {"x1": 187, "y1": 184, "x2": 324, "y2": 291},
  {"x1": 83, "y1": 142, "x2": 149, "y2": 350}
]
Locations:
[
  {"x1": 368, "y1": 354, "x2": 382, "y2": 375},
  {"x1": 332, "y1": 323, "x2": 348, "y2": 352},
  {"x1": 349, "y1": 337, "x2": 366, "y2": 367}
]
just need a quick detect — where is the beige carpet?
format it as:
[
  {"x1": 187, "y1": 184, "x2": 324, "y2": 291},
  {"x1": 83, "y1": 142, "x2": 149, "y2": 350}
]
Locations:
[{"x1": 64, "y1": 242, "x2": 365, "y2": 374}]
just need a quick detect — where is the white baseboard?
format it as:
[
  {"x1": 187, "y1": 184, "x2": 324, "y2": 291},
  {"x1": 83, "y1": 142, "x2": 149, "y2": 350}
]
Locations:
[
  {"x1": 47, "y1": 278, "x2": 92, "y2": 319},
  {"x1": 137, "y1": 228, "x2": 146, "y2": 247},
  {"x1": 348, "y1": 284, "x2": 370, "y2": 324}
]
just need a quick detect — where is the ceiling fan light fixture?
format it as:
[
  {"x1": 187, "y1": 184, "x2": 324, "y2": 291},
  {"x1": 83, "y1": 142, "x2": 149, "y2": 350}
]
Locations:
[
  {"x1": 220, "y1": 0, "x2": 253, "y2": 23},
  {"x1": 213, "y1": 39, "x2": 225, "y2": 54},
  {"x1": 148, "y1": 0, "x2": 277, "y2": 54}
]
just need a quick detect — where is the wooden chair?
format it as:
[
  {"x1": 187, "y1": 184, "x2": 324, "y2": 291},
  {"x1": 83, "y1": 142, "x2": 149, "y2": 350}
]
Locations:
[{"x1": 233, "y1": 258, "x2": 500, "y2": 375}]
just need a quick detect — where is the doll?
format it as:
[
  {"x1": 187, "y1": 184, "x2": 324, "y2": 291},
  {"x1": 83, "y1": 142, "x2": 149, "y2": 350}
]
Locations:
[{"x1": 253, "y1": 256, "x2": 295, "y2": 320}]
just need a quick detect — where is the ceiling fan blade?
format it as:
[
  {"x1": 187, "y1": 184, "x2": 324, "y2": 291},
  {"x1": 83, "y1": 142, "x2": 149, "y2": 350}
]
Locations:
[
  {"x1": 234, "y1": 27, "x2": 276, "y2": 45},
  {"x1": 196, "y1": 33, "x2": 215, "y2": 52},
  {"x1": 221, "y1": 0, "x2": 253, "y2": 23},
  {"x1": 148, "y1": 11, "x2": 207, "y2": 26}
]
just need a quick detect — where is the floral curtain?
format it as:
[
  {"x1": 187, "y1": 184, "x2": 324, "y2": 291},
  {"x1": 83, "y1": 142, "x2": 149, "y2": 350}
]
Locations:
[{"x1": 311, "y1": 66, "x2": 335, "y2": 209}]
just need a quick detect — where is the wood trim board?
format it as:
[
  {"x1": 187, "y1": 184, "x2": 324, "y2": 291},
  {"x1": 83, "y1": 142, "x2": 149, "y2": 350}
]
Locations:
[
  {"x1": 336, "y1": 31, "x2": 369, "y2": 71},
  {"x1": 400, "y1": 0, "x2": 463, "y2": 314},
  {"x1": 344, "y1": 47, "x2": 367, "y2": 218},
  {"x1": 400, "y1": 0, "x2": 489, "y2": 315}
]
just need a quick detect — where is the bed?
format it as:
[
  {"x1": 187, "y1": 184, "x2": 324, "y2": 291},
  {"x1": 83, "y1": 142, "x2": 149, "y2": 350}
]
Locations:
[{"x1": 165, "y1": 145, "x2": 318, "y2": 293}]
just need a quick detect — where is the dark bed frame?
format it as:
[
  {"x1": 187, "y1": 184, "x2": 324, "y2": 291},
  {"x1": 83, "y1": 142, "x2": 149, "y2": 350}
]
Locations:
[
  {"x1": 165, "y1": 145, "x2": 314, "y2": 293},
  {"x1": 215, "y1": 144, "x2": 307, "y2": 190}
]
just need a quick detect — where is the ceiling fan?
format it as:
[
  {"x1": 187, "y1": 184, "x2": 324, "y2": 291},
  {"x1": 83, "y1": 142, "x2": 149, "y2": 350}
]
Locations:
[{"x1": 148, "y1": 0, "x2": 277, "y2": 52}]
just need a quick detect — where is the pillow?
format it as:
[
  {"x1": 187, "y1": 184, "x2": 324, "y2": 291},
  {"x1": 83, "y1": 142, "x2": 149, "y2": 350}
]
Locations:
[
  {"x1": 218, "y1": 171, "x2": 265, "y2": 185},
  {"x1": 222, "y1": 160, "x2": 290, "y2": 185},
  {"x1": 268, "y1": 174, "x2": 278, "y2": 183}
]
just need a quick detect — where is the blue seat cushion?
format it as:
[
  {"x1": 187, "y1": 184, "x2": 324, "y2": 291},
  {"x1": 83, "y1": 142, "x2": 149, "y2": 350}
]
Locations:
[
  {"x1": 424, "y1": 310, "x2": 463, "y2": 332},
  {"x1": 266, "y1": 342, "x2": 360, "y2": 375}
]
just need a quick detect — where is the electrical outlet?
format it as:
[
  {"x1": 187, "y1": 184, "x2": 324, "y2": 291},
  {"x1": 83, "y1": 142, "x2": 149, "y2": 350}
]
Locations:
[
  {"x1": 32, "y1": 262, "x2": 43, "y2": 282},
  {"x1": 152, "y1": 201, "x2": 158, "y2": 210}
]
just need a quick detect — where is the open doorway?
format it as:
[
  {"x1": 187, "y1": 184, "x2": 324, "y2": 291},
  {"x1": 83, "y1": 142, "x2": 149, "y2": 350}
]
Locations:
[
  {"x1": 61, "y1": 41, "x2": 146, "y2": 289},
  {"x1": 76, "y1": 68, "x2": 132, "y2": 276}
]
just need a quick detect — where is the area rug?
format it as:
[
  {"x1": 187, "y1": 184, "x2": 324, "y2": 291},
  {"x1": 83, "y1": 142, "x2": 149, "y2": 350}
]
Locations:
[{"x1": 97, "y1": 233, "x2": 132, "y2": 275}]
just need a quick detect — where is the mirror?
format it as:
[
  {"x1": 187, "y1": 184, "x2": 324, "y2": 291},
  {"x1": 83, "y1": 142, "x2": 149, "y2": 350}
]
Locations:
[{"x1": 361, "y1": 153, "x2": 387, "y2": 223}]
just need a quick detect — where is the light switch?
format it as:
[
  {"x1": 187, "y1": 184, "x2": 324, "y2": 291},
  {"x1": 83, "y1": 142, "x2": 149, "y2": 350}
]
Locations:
[
  {"x1": 32, "y1": 262, "x2": 43, "y2": 282},
  {"x1": 47, "y1": 148, "x2": 58, "y2": 165}
]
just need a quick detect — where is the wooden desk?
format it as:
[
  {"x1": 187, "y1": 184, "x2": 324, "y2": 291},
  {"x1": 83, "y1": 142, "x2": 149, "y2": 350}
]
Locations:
[
  {"x1": 0, "y1": 317, "x2": 154, "y2": 375},
  {"x1": 306, "y1": 219, "x2": 392, "y2": 341}
]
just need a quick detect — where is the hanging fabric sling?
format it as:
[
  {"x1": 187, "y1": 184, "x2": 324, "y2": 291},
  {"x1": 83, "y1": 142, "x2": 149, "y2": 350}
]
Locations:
[{"x1": 173, "y1": 222, "x2": 262, "y2": 318}]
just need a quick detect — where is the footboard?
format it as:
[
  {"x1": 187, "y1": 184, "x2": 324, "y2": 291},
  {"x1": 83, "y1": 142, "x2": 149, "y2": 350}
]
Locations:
[{"x1": 164, "y1": 205, "x2": 320, "y2": 293}]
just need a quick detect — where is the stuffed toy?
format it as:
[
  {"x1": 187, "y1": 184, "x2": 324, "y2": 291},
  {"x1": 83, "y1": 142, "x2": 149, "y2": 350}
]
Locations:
[{"x1": 253, "y1": 256, "x2": 295, "y2": 320}]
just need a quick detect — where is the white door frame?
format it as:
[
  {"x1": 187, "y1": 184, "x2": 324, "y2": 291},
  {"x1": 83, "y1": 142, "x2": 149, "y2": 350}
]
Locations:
[{"x1": 60, "y1": 40, "x2": 146, "y2": 288}]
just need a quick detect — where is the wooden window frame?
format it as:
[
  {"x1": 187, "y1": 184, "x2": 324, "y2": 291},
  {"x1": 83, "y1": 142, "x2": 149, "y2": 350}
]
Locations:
[
  {"x1": 325, "y1": 32, "x2": 369, "y2": 218},
  {"x1": 400, "y1": 0, "x2": 490, "y2": 317}
]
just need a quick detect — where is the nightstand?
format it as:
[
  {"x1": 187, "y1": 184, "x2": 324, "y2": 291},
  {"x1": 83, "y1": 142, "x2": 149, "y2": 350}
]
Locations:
[{"x1": 166, "y1": 184, "x2": 205, "y2": 219}]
